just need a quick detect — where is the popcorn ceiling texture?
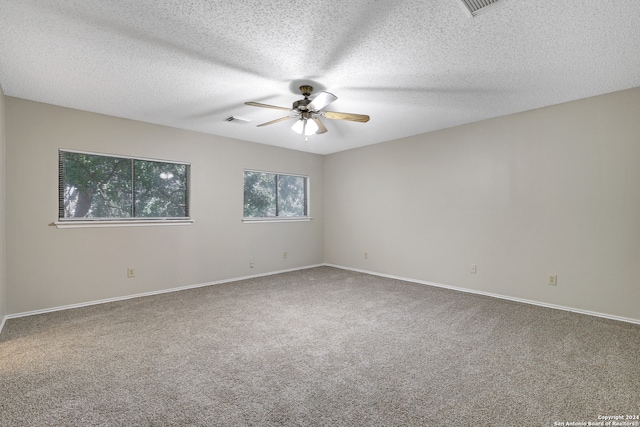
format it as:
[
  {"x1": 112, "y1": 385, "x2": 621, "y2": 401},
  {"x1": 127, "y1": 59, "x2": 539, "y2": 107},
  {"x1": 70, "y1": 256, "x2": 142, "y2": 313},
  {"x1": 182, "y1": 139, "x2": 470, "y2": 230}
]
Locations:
[{"x1": 0, "y1": 0, "x2": 639, "y2": 154}]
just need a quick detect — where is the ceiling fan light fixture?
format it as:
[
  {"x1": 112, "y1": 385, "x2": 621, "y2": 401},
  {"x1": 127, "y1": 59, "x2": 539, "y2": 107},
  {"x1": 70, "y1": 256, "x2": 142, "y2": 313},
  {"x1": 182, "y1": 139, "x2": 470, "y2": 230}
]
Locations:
[
  {"x1": 291, "y1": 118, "x2": 305, "y2": 134},
  {"x1": 305, "y1": 118, "x2": 319, "y2": 135},
  {"x1": 292, "y1": 118, "x2": 318, "y2": 136}
]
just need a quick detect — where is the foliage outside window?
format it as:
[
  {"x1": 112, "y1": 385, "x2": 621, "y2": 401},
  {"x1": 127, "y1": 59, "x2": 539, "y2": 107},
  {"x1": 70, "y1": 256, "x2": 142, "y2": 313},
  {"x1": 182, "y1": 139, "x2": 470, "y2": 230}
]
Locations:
[
  {"x1": 59, "y1": 150, "x2": 189, "y2": 221},
  {"x1": 243, "y1": 170, "x2": 308, "y2": 219}
]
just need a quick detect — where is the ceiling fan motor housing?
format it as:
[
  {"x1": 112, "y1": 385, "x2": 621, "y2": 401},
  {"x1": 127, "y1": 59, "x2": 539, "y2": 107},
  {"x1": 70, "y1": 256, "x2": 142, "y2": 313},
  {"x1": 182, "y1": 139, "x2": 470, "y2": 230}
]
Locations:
[
  {"x1": 293, "y1": 98, "x2": 311, "y2": 111},
  {"x1": 293, "y1": 85, "x2": 314, "y2": 111}
]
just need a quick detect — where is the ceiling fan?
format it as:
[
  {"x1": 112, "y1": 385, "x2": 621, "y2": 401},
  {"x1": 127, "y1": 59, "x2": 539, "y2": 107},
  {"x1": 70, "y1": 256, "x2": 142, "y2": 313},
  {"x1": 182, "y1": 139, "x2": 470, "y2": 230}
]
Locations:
[{"x1": 245, "y1": 85, "x2": 370, "y2": 137}]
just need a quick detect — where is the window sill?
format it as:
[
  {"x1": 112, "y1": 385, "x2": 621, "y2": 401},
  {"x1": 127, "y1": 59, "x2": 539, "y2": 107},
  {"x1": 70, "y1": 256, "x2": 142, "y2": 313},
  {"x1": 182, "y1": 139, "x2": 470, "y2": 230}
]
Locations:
[
  {"x1": 52, "y1": 219, "x2": 194, "y2": 229},
  {"x1": 242, "y1": 217, "x2": 312, "y2": 224}
]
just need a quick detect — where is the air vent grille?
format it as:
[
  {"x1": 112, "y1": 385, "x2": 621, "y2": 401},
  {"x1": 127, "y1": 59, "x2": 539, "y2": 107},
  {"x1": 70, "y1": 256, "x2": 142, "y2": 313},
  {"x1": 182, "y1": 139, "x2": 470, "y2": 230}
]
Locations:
[
  {"x1": 225, "y1": 116, "x2": 251, "y2": 124},
  {"x1": 458, "y1": 0, "x2": 504, "y2": 17}
]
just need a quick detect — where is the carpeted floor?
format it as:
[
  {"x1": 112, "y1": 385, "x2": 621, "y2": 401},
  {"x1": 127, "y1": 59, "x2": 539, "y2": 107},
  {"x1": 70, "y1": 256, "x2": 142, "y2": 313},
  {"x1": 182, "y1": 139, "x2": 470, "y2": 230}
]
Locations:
[{"x1": 1, "y1": 266, "x2": 639, "y2": 426}]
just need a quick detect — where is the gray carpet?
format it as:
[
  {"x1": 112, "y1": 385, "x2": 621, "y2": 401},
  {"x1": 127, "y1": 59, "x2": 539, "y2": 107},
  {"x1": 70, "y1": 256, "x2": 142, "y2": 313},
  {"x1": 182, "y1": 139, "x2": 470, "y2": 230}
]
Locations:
[{"x1": 1, "y1": 266, "x2": 639, "y2": 426}]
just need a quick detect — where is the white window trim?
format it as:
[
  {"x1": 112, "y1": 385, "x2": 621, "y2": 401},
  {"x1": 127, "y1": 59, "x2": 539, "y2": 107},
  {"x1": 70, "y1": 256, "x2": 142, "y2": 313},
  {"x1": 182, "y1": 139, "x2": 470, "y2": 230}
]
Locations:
[
  {"x1": 60, "y1": 148, "x2": 190, "y2": 165},
  {"x1": 58, "y1": 149, "x2": 191, "y2": 224},
  {"x1": 242, "y1": 169, "x2": 311, "y2": 222},
  {"x1": 53, "y1": 219, "x2": 194, "y2": 229},
  {"x1": 242, "y1": 217, "x2": 312, "y2": 224}
]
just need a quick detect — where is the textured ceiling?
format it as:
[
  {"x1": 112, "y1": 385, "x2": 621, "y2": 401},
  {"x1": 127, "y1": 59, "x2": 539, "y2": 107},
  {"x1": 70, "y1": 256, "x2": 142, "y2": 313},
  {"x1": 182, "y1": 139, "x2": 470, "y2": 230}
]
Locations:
[{"x1": 1, "y1": 0, "x2": 639, "y2": 155}]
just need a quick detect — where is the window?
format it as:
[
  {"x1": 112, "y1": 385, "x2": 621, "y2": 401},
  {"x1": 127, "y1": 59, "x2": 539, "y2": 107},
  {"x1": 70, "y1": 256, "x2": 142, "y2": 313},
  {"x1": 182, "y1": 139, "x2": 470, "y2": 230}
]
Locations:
[
  {"x1": 243, "y1": 170, "x2": 309, "y2": 220},
  {"x1": 59, "y1": 149, "x2": 190, "y2": 222}
]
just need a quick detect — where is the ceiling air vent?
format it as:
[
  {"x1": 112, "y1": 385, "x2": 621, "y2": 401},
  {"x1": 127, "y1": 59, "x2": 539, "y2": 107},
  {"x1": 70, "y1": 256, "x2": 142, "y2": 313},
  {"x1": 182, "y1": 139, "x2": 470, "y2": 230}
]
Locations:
[
  {"x1": 225, "y1": 115, "x2": 251, "y2": 124},
  {"x1": 457, "y1": 0, "x2": 505, "y2": 17}
]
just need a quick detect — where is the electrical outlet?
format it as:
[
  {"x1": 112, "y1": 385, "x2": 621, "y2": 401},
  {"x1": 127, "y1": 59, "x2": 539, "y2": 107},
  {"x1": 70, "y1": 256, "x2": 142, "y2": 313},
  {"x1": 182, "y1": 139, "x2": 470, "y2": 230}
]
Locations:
[
  {"x1": 548, "y1": 275, "x2": 557, "y2": 286},
  {"x1": 471, "y1": 264, "x2": 477, "y2": 274},
  {"x1": 127, "y1": 268, "x2": 135, "y2": 278},
  {"x1": 364, "y1": 252, "x2": 368, "y2": 259},
  {"x1": 283, "y1": 251, "x2": 287, "y2": 259},
  {"x1": 250, "y1": 257, "x2": 254, "y2": 268}
]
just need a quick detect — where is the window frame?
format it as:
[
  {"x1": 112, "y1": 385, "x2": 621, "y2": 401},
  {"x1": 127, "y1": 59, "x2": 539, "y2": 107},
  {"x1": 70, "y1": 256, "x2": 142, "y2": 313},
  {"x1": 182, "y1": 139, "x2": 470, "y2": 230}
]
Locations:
[
  {"x1": 242, "y1": 169, "x2": 311, "y2": 223},
  {"x1": 55, "y1": 149, "x2": 192, "y2": 228}
]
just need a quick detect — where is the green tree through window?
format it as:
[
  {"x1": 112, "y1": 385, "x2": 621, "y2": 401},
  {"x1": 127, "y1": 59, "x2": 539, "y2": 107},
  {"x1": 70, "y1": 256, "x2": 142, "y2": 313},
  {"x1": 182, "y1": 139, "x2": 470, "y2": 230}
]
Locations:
[
  {"x1": 59, "y1": 150, "x2": 189, "y2": 220},
  {"x1": 243, "y1": 170, "x2": 308, "y2": 218}
]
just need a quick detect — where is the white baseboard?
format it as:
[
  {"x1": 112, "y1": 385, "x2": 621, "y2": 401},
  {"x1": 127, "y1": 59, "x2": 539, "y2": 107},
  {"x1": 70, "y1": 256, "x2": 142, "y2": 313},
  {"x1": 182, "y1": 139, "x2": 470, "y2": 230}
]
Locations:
[
  {"x1": 5, "y1": 263, "x2": 638, "y2": 326},
  {"x1": 324, "y1": 264, "x2": 640, "y2": 326},
  {"x1": 5, "y1": 264, "x2": 324, "y2": 320}
]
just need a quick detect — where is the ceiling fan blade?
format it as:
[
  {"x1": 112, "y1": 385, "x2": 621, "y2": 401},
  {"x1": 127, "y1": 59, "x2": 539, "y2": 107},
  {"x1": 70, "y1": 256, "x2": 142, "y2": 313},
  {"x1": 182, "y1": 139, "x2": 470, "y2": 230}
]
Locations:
[
  {"x1": 313, "y1": 118, "x2": 328, "y2": 134},
  {"x1": 322, "y1": 111, "x2": 370, "y2": 123},
  {"x1": 256, "y1": 115, "x2": 298, "y2": 127},
  {"x1": 245, "y1": 101, "x2": 292, "y2": 111},
  {"x1": 308, "y1": 91, "x2": 337, "y2": 112}
]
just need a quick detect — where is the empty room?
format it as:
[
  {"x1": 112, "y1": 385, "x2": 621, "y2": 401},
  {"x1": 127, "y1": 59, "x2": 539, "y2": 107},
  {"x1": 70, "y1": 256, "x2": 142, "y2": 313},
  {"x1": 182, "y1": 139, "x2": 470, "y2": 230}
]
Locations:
[{"x1": 1, "y1": 1, "x2": 639, "y2": 425}]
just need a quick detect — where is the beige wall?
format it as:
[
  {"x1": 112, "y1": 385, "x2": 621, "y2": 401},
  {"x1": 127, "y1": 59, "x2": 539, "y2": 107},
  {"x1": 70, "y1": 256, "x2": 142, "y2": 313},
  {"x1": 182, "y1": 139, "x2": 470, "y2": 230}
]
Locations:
[
  {"x1": 5, "y1": 98, "x2": 324, "y2": 314},
  {"x1": 325, "y1": 88, "x2": 640, "y2": 322},
  {"x1": 5, "y1": 88, "x2": 640, "y2": 322},
  {"x1": 0, "y1": 85, "x2": 5, "y2": 326}
]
